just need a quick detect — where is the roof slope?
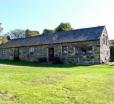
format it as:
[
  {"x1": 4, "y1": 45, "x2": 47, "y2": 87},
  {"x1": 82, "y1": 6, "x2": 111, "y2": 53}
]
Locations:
[{"x1": 0, "y1": 26, "x2": 105, "y2": 48}]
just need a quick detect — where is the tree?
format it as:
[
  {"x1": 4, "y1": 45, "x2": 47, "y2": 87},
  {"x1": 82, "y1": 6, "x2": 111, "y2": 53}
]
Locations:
[
  {"x1": 0, "y1": 23, "x2": 3, "y2": 34},
  {"x1": 0, "y1": 36, "x2": 3, "y2": 44},
  {"x1": 0, "y1": 34, "x2": 10, "y2": 44},
  {"x1": 42, "y1": 29, "x2": 54, "y2": 34},
  {"x1": 9, "y1": 29, "x2": 25, "y2": 39},
  {"x1": 25, "y1": 29, "x2": 39, "y2": 37},
  {"x1": 6, "y1": 35, "x2": 11, "y2": 40},
  {"x1": 2, "y1": 35, "x2": 9, "y2": 44},
  {"x1": 110, "y1": 40, "x2": 114, "y2": 46},
  {"x1": 0, "y1": 23, "x2": 10, "y2": 44},
  {"x1": 55, "y1": 22, "x2": 73, "y2": 32}
]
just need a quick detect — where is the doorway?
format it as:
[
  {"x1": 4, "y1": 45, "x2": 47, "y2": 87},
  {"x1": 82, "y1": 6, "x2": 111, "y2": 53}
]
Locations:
[
  {"x1": 14, "y1": 48, "x2": 20, "y2": 61},
  {"x1": 48, "y1": 48, "x2": 54, "y2": 62}
]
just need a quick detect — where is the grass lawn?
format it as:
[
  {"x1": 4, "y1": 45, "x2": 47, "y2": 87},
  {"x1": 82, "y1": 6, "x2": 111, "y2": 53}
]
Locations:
[{"x1": 0, "y1": 61, "x2": 114, "y2": 104}]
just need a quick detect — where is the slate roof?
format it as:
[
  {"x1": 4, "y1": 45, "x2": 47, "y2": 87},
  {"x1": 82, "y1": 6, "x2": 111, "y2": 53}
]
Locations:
[{"x1": 0, "y1": 26, "x2": 105, "y2": 48}]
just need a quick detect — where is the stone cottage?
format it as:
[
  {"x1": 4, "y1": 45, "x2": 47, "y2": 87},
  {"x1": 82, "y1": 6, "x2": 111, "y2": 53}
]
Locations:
[{"x1": 0, "y1": 26, "x2": 110, "y2": 65}]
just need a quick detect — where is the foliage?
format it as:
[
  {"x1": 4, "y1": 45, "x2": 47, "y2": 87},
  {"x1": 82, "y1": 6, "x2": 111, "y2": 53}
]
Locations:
[
  {"x1": 8, "y1": 29, "x2": 39, "y2": 39},
  {"x1": 0, "y1": 36, "x2": 3, "y2": 44},
  {"x1": 8, "y1": 29, "x2": 25, "y2": 39},
  {"x1": 110, "y1": 46, "x2": 114, "y2": 61},
  {"x1": 110, "y1": 40, "x2": 114, "y2": 61},
  {"x1": 0, "y1": 35, "x2": 10, "y2": 44},
  {"x1": 42, "y1": 29, "x2": 54, "y2": 34},
  {"x1": 110, "y1": 40, "x2": 114, "y2": 46},
  {"x1": 0, "y1": 23, "x2": 10, "y2": 44},
  {"x1": 55, "y1": 22, "x2": 73, "y2": 32},
  {"x1": 25, "y1": 29, "x2": 39, "y2": 37},
  {"x1": 0, "y1": 23, "x2": 3, "y2": 34},
  {"x1": 0, "y1": 61, "x2": 114, "y2": 104},
  {"x1": 1, "y1": 35, "x2": 9, "y2": 44}
]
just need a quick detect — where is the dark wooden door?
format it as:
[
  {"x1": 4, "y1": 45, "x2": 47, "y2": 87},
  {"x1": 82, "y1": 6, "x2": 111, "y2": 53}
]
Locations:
[
  {"x1": 48, "y1": 48, "x2": 54, "y2": 62},
  {"x1": 14, "y1": 48, "x2": 19, "y2": 61}
]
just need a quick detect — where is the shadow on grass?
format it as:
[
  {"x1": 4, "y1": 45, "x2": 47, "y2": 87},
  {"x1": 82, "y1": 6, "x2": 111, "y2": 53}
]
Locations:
[
  {"x1": 0, "y1": 60, "x2": 91, "y2": 68},
  {"x1": 109, "y1": 61, "x2": 114, "y2": 66}
]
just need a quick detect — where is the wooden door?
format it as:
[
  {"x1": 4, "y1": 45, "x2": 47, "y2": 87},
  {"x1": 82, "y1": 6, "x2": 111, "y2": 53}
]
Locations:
[
  {"x1": 48, "y1": 48, "x2": 54, "y2": 62},
  {"x1": 14, "y1": 48, "x2": 19, "y2": 61}
]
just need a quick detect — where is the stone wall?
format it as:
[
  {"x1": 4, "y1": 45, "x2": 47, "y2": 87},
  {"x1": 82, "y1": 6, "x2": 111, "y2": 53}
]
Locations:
[
  {"x1": 0, "y1": 48, "x2": 14, "y2": 60},
  {"x1": 59, "y1": 41, "x2": 100, "y2": 65},
  {"x1": 19, "y1": 46, "x2": 48, "y2": 62},
  {"x1": 100, "y1": 28, "x2": 110, "y2": 63},
  {"x1": 0, "y1": 40, "x2": 101, "y2": 65}
]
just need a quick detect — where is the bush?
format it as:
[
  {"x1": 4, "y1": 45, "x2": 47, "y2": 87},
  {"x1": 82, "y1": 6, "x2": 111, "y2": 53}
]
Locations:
[{"x1": 110, "y1": 46, "x2": 114, "y2": 62}]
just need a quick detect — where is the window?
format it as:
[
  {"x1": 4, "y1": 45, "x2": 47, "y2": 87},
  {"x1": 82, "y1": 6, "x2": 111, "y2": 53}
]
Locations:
[
  {"x1": 80, "y1": 48, "x2": 87, "y2": 54},
  {"x1": 29, "y1": 47, "x2": 34, "y2": 52},
  {"x1": 2, "y1": 49, "x2": 6, "y2": 55},
  {"x1": 68, "y1": 47, "x2": 75, "y2": 56},
  {"x1": 29, "y1": 47, "x2": 35, "y2": 54},
  {"x1": 62, "y1": 46, "x2": 68, "y2": 55},
  {"x1": 80, "y1": 47, "x2": 92, "y2": 54},
  {"x1": 88, "y1": 47, "x2": 93, "y2": 54}
]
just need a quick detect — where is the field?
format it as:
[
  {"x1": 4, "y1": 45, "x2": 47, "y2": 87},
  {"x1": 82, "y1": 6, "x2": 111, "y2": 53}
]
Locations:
[{"x1": 0, "y1": 61, "x2": 114, "y2": 104}]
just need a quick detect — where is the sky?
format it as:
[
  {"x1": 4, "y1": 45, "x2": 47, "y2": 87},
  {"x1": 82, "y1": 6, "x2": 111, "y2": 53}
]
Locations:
[{"x1": 0, "y1": 0, "x2": 114, "y2": 39}]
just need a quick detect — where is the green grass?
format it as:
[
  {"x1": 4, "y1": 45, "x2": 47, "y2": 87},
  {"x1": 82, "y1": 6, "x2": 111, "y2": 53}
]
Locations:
[{"x1": 0, "y1": 61, "x2": 114, "y2": 104}]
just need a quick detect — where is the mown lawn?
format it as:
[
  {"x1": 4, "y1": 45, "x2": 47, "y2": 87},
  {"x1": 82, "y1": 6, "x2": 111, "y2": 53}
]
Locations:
[{"x1": 0, "y1": 61, "x2": 114, "y2": 104}]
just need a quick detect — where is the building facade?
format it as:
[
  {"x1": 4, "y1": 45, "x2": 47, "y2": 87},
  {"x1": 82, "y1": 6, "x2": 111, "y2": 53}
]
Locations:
[{"x1": 0, "y1": 26, "x2": 110, "y2": 65}]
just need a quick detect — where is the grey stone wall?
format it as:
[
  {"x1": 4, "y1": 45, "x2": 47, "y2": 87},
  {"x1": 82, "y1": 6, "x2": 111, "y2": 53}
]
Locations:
[
  {"x1": 0, "y1": 48, "x2": 14, "y2": 60},
  {"x1": 100, "y1": 28, "x2": 110, "y2": 63},
  {"x1": 0, "y1": 40, "x2": 102, "y2": 65},
  {"x1": 19, "y1": 46, "x2": 48, "y2": 62},
  {"x1": 59, "y1": 41, "x2": 100, "y2": 65}
]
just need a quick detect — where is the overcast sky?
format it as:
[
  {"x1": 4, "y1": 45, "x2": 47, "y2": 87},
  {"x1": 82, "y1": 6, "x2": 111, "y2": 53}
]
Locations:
[{"x1": 0, "y1": 0, "x2": 114, "y2": 39}]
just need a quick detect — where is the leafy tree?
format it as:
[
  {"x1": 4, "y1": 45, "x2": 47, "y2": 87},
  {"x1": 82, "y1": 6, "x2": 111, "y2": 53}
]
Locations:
[
  {"x1": 0, "y1": 36, "x2": 3, "y2": 44},
  {"x1": 0, "y1": 23, "x2": 3, "y2": 44},
  {"x1": 9, "y1": 29, "x2": 25, "y2": 39},
  {"x1": 42, "y1": 29, "x2": 54, "y2": 34},
  {"x1": 0, "y1": 23, "x2": 10, "y2": 44},
  {"x1": 0, "y1": 23, "x2": 9, "y2": 44},
  {"x1": 2, "y1": 35, "x2": 8, "y2": 44},
  {"x1": 25, "y1": 29, "x2": 39, "y2": 37},
  {"x1": 0, "y1": 34, "x2": 10, "y2": 44},
  {"x1": 55, "y1": 22, "x2": 73, "y2": 32},
  {"x1": 6, "y1": 35, "x2": 11, "y2": 40},
  {"x1": 9, "y1": 29, "x2": 39, "y2": 39},
  {"x1": 0, "y1": 23, "x2": 3, "y2": 34},
  {"x1": 110, "y1": 40, "x2": 114, "y2": 46}
]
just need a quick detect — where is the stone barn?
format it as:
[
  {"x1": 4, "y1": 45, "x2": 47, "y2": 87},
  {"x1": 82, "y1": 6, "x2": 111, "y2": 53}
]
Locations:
[{"x1": 0, "y1": 26, "x2": 110, "y2": 65}]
